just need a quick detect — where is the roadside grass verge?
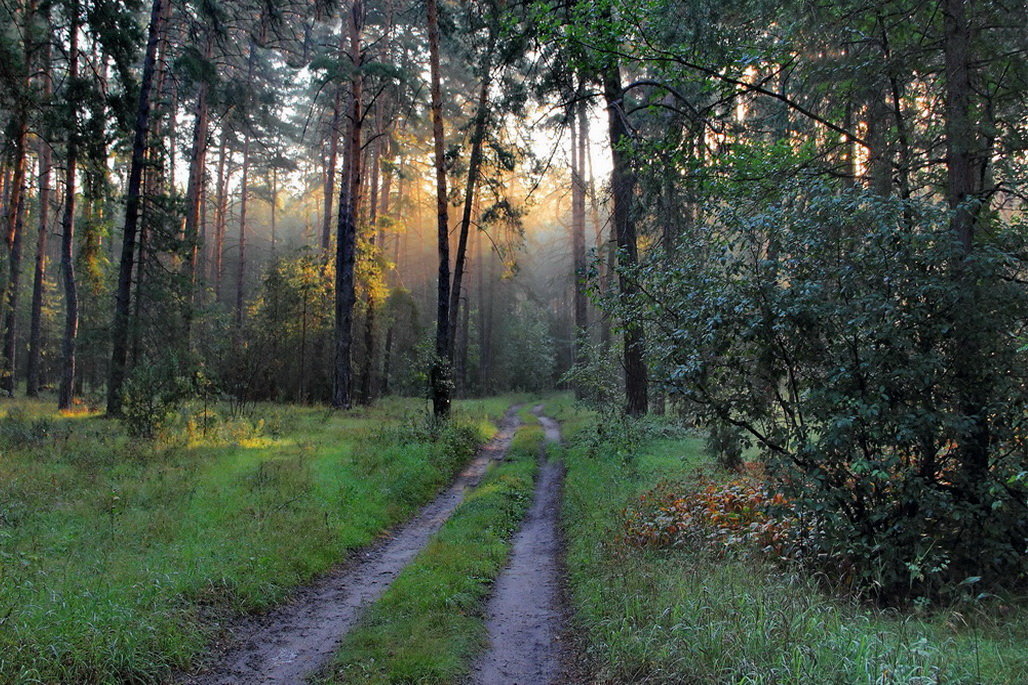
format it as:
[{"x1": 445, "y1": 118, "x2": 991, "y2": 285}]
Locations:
[
  {"x1": 560, "y1": 408, "x2": 1028, "y2": 684},
  {"x1": 0, "y1": 395, "x2": 508, "y2": 684},
  {"x1": 323, "y1": 422, "x2": 543, "y2": 684}
]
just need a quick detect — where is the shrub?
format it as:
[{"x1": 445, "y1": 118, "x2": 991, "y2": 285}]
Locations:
[
  {"x1": 641, "y1": 187, "x2": 1028, "y2": 601},
  {"x1": 120, "y1": 361, "x2": 192, "y2": 439},
  {"x1": 622, "y1": 478, "x2": 796, "y2": 560}
]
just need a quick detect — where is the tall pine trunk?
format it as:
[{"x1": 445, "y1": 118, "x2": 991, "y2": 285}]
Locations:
[
  {"x1": 333, "y1": 0, "x2": 363, "y2": 410},
  {"x1": 212, "y1": 135, "x2": 228, "y2": 298},
  {"x1": 359, "y1": 123, "x2": 382, "y2": 404},
  {"x1": 943, "y1": 0, "x2": 989, "y2": 483},
  {"x1": 236, "y1": 133, "x2": 250, "y2": 333},
  {"x1": 27, "y1": 39, "x2": 52, "y2": 396},
  {"x1": 107, "y1": 0, "x2": 167, "y2": 415},
  {"x1": 447, "y1": 24, "x2": 497, "y2": 358},
  {"x1": 58, "y1": 4, "x2": 81, "y2": 411},
  {"x1": 322, "y1": 85, "x2": 343, "y2": 253},
  {"x1": 183, "y1": 35, "x2": 212, "y2": 339},
  {"x1": 603, "y1": 60, "x2": 648, "y2": 416},
  {"x1": 571, "y1": 97, "x2": 588, "y2": 378},
  {"x1": 427, "y1": 0, "x2": 451, "y2": 418}
]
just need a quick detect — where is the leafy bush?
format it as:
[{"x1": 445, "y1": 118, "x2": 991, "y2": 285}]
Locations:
[
  {"x1": 120, "y1": 361, "x2": 192, "y2": 439},
  {"x1": 622, "y1": 478, "x2": 796, "y2": 559},
  {"x1": 641, "y1": 187, "x2": 1028, "y2": 601}
]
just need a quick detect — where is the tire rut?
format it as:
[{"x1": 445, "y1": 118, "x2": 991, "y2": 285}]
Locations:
[
  {"x1": 180, "y1": 405, "x2": 522, "y2": 685},
  {"x1": 470, "y1": 404, "x2": 566, "y2": 685}
]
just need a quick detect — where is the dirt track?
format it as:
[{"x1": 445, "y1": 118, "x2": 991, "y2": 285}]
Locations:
[
  {"x1": 470, "y1": 405, "x2": 566, "y2": 685},
  {"x1": 180, "y1": 406, "x2": 522, "y2": 684}
]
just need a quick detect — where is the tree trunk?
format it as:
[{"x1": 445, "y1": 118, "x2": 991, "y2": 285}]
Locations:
[
  {"x1": 447, "y1": 27, "x2": 497, "y2": 359},
  {"x1": 2, "y1": 184, "x2": 26, "y2": 396},
  {"x1": 571, "y1": 97, "x2": 588, "y2": 379},
  {"x1": 235, "y1": 44, "x2": 257, "y2": 335},
  {"x1": 212, "y1": 135, "x2": 228, "y2": 298},
  {"x1": 583, "y1": 112, "x2": 611, "y2": 352},
  {"x1": 58, "y1": 4, "x2": 81, "y2": 411},
  {"x1": 603, "y1": 60, "x2": 648, "y2": 416},
  {"x1": 1, "y1": 0, "x2": 34, "y2": 396},
  {"x1": 333, "y1": 0, "x2": 364, "y2": 410},
  {"x1": 27, "y1": 45, "x2": 52, "y2": 396},
  {"x1": 322, "y1": 64, "x2": 344, "y2": 254},
  {"x1": 478, "y1": 226, "x2": 493, "y2": 393},
  {"x1": 427, "y1": 0, "x2": 451, "y2": 418},
  {"x1": 943, "y1": 0, "x2": 990, "y2": 482},
  {"x1": 107, "y1": 0, "x2": 167, "y2": 415},
  {"x1": 359, "y1": 123, "x2": 382, "y2": 405},
  {"x1": 183, "y1": 35, "x2": 212, "y2": 339},
  {"x1": 236, "y1": 132, "x2": 250, "y2": 333}
]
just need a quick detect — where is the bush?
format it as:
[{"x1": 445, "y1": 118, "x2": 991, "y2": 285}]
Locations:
[
  {"x1": 642, "y1": 187, "x2": 1028, "y2": 601},
  {"x1": 120, "y1": 361, "x2": 192, "y2": 439}
]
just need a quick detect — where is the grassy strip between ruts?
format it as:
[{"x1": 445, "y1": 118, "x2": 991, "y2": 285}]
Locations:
[
  {"x1": 321, "y1": 420, "x2": 543, "y2": 684},
  {"x1": 0, "y1": 395, "x2": 515, "y2": 684},
  {"x1": 551, "y1": 399, "x2": 1028, "y2": 684}
]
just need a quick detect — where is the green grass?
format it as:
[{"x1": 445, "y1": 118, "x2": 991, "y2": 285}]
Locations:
[
  {"x1": 0, "y1": 394, "x2": 511, "y2": 684},
  {"x1": 323, "y1": 421, "x2": 543, "y2": 684},
  {"x1": 559, "y1": 407, "x2": 1028, "y2": 684}
]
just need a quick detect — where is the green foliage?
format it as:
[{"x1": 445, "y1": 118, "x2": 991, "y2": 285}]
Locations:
[
  {"x1": 640, "y1": 186, "x2": 1028, "y2": 600},
  {"x1": 704, "y1": 418, "x2": 745, "y2": 472},
  {"x1": 495, "y1": 298, "x2": 556, "y2": 392},
  {"x1": 119, "y1": 358, "x2": 193, "y2": 439},
  {"x1": 561, "y1": 409, "x2": 1028, "y2": 683}
]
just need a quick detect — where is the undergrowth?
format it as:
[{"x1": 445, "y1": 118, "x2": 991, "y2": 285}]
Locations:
[
  {"x1": 560, "y1": 406, "x2": 1028, "y2": 684},
  {"x1": 0, "y1": 394, "x2": 508, "y2": 683}
]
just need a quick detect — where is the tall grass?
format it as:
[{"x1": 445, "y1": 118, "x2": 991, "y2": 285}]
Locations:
[
  {"x1": 560, "y1": 410, "x2": 1028, "y2": 684},
  {"x1": 0, "y1": 395, "x2": 503, "y2": 683}
]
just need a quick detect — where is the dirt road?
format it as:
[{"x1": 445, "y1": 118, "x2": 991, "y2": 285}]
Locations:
[
  {"x1": 181, "y1": 406, "x2": 522, "y2": 684},
  {"x1": 471, "y1": 405, "x2": 566, "y2": 685}
]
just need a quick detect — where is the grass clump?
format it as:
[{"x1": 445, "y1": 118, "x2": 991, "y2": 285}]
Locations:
[
  {"x1": 324, "y1": 422, "x2": 543, "y2": 684},
  {"x1": 560, "y1": 409, "x2": 1028, "y2": 684},
  {"x1": 0, "y1": 395, "x2": 505, "y2": 683}
]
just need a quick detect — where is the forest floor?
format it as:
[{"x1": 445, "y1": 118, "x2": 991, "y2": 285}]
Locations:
[
  {"x1": 1, "y1": 394, "x2": 1024, "y2": 684},
  {"x1": 0, "y1": 395, "x2": 512, "y2": 682}
]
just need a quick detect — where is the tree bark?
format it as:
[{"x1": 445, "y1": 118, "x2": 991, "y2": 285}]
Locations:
[
  {"x1": 2, "y1": 185, "x2": 26, "y2": 396},
  {"x1": 27, "y1": 45, "x2": 52, "y2": 396},
  {"x1": 427, "y1": 0, "x2": 451, "y2": 417},
  {"x1": 183, "y1": 34, "x2": 212, "y2": 339},
  {"x1": 333, "y1": 0, "x2": 364, "y2": 410},
  {"x1": 359, "y1": 121, "x2": 382, "y2": 404},
  {"x1": 212, "y1": 134, "x2": 228, "y2": 298},
  {"x1": 107, "y1": 0, "x2": 167, "y2": 415},
  {"x1": 943, "y1": 0, "x2": 990, "y2": 482},
  {"x1": 322, "y1": 86, "x2": 343, "y2": 254},
  {"x1": 571, "y1": 97, "x2": 588, "y2": 377},
  {"x1": 447, "y1": 24, "x2": 497, "y2": 360},
  {"x1": 58, "y1": 4, "x2": 81, "y2": 411},
  {"x1": 603, "y1": 61, "x2": 648, "y2": 416},
  {"x1": 236, "y1": 131, "x2": 250, "y2": 333}
]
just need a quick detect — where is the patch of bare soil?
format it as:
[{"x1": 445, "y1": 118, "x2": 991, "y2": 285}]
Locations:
[
  {"x1": 470, "y1": 405, "x2": 567, "y2": 685},
  {"x1": 179, "y1": 406, "x2": 522, "y2": 685}
]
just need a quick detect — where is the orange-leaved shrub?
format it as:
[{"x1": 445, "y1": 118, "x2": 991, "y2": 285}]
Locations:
[{"x1": 622, "y1": 478, "x2": 797, "y2": 561}]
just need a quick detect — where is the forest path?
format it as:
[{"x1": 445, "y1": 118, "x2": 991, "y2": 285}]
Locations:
[
  {"x1": 180, "y1": 405, "x2": 522, "y2": 685},
  {"x1": 470, "y1": 404, "x2": 568, "y2": 685}
]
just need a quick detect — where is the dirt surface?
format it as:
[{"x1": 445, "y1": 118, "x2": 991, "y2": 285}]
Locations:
[
  {"x1": 470, "y1": 405, "x2": 567, "y2": 685},
  {"x1": 180, "y1": 406, "x2": 522, "y2": 685}
]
